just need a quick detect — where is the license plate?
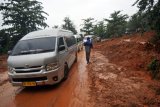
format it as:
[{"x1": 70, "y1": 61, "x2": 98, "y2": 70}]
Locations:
[{"x1": 22, "y1": 82, "x2": 36, "y2": 86}]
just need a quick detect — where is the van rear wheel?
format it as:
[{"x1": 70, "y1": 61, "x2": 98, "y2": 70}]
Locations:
[
  {"x1": 63, "y1": 64, "x2": 69, "y2": 80},
  {"x1": 74, "y1": 52, "x2": 77, "y2": 63}
]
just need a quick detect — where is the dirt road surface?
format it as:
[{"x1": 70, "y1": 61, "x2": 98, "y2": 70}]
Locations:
[{"x1": 0, "y1": 51, "x2": 91, "y2": 107}]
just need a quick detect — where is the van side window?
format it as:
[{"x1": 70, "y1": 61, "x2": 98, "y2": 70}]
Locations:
[
  {"x1": 65, "y1": 36, "x2": 76, "y2": 47},
  {"x1": 59, "y1": 37, "x2": 64, "y2": 46},
  {"x1": 58, "y1": 37, "x2": 65, "y2": 51}
]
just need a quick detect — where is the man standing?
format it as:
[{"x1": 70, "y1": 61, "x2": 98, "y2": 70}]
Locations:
[{"x1": 84, "y1": 37, "x2": 93, "y2": 64}]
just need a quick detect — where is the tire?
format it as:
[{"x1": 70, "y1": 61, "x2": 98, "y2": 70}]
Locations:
[
  {"x1": 78, "y1": 47, "x2": 80, "y2": 52},
  {"x1": 63, "y1": 64, "x2": 69, "y2": 80},
  {"x1": 74, "y1": 52, "x2": 77, "y2": 63}
]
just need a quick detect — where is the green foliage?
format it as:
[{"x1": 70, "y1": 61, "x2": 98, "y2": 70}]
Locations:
[
  {"x1": 127, "y1": 12, "x2": 150, "y2": 33},
  {"x1": 93, "y1": 21, "x2": 106, "y2": 38},
  {"x1": 133, "y1": 0, "x2": 154, "y2": 11},
  {"x1": 53, "y1": 25, "x2": 59, "y2": 29},
  {"x1": 148, "y1": 59, "x2": 160, "y2": 79},
  {"x1": 0, "y1": 30, "x2": 9, "y2": 53},
  {"x1": 0, "y1": 0, "x2": 49, "y2": 47},
  {"x1": 104, "y1": 11, "x2": 128, "y2": 38},
  {"x1": 134, "y1": 0, "x2": 160, "y2": 43},
  {"x1": 150, "y1": 34, "x2": 160, "y2": 44},
  {"x1": 62, "y1": 17, "x2": 77, "y2": 34},
  {"x1": 80, "y1": 18, "x2": 95, "y2": 35}
]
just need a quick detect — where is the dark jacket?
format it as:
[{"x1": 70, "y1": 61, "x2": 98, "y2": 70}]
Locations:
[{"x1": 84, "y1": 39, "x2": 93, "y2": 53}]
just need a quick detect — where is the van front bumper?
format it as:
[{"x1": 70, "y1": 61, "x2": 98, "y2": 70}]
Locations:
[{"x1": 8, "y1": 68, "x2": 63, "y2": 86}]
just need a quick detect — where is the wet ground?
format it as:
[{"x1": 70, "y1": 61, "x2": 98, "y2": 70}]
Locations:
[{"x1": 0, "y1": 51, "x2": 91, "y2": 107}]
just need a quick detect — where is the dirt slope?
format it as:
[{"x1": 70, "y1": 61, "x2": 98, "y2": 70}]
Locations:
[
  {"x1": 95, "y1": 31, "x2": 159, "y2": 71},
  {"x1": 88, "y1": 31, "x2": 160, "y2": 107}
]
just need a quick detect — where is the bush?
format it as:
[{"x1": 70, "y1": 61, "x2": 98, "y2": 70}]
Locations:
[
  {"x1": 148, "y1": 33, "x2": 160, "y2": 53},
  {"x1": 148, "y1": 59, "x2": 160, "y2": 79}
]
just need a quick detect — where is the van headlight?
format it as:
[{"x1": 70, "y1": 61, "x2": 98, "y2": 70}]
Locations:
[
  {"x1": 8, "y1": 66, "x2": 15, "y2": 73},
  {"x1": 45, "y1": 62, "x2": 59, "y2": 71}
]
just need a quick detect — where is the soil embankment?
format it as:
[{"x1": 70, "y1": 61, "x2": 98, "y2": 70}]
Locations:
[{"x1": 88, "y1": 31, "x2": 160, "y2": 107}]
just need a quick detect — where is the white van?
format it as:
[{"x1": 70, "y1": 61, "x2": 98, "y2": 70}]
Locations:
[
  {"x1": 83, "y1": 35, "x2": 94, "y2": 43},
  {"x1": 7, "y1": 29, "x2": 77, "y2": 86},
  {"x1": 74, "y1": 34, "x2": 83, "y2": 52}
]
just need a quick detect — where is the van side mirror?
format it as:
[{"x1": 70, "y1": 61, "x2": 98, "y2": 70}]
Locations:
[
  {"x1": 58, "y1": 45, "x2": 65, "y2": 51},
  {"x1": 8, "y1": 50, "x2": 12, "y2": 55}
]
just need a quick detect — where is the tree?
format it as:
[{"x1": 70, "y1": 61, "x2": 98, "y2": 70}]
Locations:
[
  {"x1": 93, "y1": 21, "x2": 106, "y2": 38},
  {"x1": 53, "y1": 25, "x2": 59, "y2": 29},
  {"x1": 127, "y1": 12, "x2": 150, "y2": 33},
  {"x1": 105, "y1": 11, "x2": 128, "y2": 38},
  {"x1": 133, "y1": 0, "x2": 160, "y2": 43},
  {"x1": 0, "y1": 30, "x2": 9, "y2": 53},
  {"x1": 62, "y1": 17, "x2": 77, "y2": 34},
  {"x1": 80, "y1": 18, "x2": 95, "y2": 35},
  {"x1": 0, "y1": 0, "x2": 49, "y2": 46}
]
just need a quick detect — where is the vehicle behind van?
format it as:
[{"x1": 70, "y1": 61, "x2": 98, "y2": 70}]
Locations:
[
  {"x1": 83, "y1": 35, "x2": 94, "y2": 43},
  {"x1": 7, "y1": 29, "x2": 77, "y2": 86},
  {"x1": 74, "y1": 34, "x2": 83, "y2": 51}
]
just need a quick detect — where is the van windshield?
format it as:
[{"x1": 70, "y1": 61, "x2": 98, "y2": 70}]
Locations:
[{"x1": 11, "y1": 37, "x2": 56, "y2": 56}]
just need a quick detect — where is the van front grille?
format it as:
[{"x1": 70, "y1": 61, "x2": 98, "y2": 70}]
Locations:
[
  {"x1": 14, "y1": 65, "x2": 43, "y2": 73},
  {"x1": 15, "y1": 66, "x2": 41, "y2": 69},
  {"x1": 12, "y1": 77, "x2": 47, "y2": 82},
  {"x1": 15, "y1": 70, "x2": 41, "y2": 73}
]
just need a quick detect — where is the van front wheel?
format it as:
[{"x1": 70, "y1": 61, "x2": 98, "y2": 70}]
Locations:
[{"x1": 63, "y1": 64, "x2": 69, "y2": 80}]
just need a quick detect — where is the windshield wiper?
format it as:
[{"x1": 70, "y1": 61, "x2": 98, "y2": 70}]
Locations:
[
  {"x1": 20, "y1": 50, "x2": 31, "y2": 55},
  {"x1": 35, "y1": 49, "x2": 54, "y2": 53},
  {"x1": 13, "y1": 49, "x2": 54, "y2": 55},
  {"x1": 17, "y1": 50, "x2": 36, "y2": 55}
]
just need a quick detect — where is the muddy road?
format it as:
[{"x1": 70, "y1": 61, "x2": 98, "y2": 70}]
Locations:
[{"x1": 0, "y1": 51, "x2": 91, "y2": 107}]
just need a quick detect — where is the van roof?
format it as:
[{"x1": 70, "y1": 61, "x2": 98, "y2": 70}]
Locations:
[
  {"x1": 84, "y1": 35, "x2": 94, "y2": 39},
  {"x1": 74, "y1": 34, "x2": 81, "y2": 38},
  {"x1": 21, "y1": 29, "x2": 73, "y2": 40}
]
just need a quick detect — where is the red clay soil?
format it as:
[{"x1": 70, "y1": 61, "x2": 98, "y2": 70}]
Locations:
[
  {"x1": 88, "y1": 31, "x2": 160, "y2": 107},
  {"x1": 95, "y1": 31, "x2": 159, "y2": 71},
  {"x1": 0, "y1": 55, "x2": 7, "y2": 72}
]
